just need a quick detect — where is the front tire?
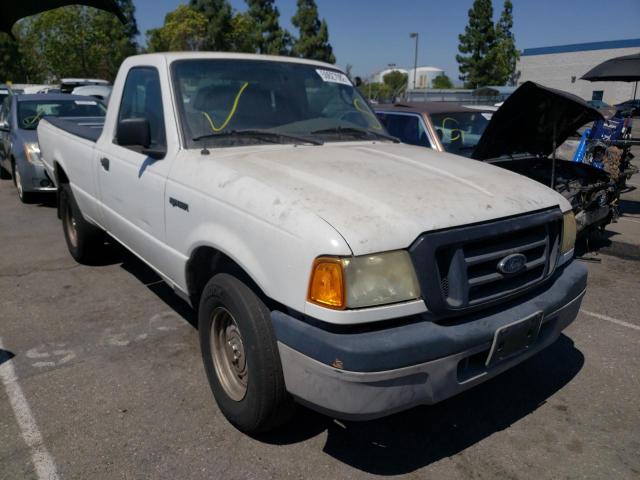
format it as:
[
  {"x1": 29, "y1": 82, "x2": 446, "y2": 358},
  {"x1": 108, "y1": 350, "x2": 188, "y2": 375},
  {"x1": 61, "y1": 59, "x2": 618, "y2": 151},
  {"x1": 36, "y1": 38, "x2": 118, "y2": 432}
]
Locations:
[
  {"x1": 59, "y1": 184, "x2": 104, "y2": 263},
  {"x1": 13, "y1": 164, "x2": 33, "y2": 203},
  {"x1": 199, "y1": 273, "x2": 293, "y2": 433}
]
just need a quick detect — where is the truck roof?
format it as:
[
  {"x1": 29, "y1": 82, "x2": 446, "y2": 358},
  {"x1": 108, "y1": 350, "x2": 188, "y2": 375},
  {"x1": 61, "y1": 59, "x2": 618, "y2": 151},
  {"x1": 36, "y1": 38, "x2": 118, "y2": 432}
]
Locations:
[{"x1": 127, "y1": 52, "x2": 340, "y2": 71}]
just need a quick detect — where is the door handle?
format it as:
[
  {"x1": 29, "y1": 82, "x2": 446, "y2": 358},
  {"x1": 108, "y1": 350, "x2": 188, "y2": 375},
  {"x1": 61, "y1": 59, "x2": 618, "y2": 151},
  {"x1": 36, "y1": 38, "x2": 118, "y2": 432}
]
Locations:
[{"x1": 100, "y1": 157, "x2": 110, "y2": 171}]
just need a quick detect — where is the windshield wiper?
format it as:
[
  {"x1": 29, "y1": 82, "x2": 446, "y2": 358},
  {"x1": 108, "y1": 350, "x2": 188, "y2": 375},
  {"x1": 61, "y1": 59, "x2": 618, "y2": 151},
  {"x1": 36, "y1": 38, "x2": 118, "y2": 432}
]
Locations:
[
  {"x1": 193, "y1": 129, "x2": 323, "y2": 145},
  {"x1": 311, "y1": 126, "x2": 399, "y2": 143}
]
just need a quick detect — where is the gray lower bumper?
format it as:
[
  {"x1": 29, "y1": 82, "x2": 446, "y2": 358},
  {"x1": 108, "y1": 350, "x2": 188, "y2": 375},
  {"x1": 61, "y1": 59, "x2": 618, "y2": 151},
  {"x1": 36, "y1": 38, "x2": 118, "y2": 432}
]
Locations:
[
  {"x1": 274, "y1": 262, "x2": 586, "y2": 420},
  {"x1": 17, "y1": 162, "x2": 55, "y2": 193}
]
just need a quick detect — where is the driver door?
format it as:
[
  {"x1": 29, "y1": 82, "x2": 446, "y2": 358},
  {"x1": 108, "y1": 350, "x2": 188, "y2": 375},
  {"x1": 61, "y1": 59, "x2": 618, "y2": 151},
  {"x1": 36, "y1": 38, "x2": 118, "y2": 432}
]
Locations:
[{"x1": 95, "y1": 66, "x2": 174, "y2": 276}]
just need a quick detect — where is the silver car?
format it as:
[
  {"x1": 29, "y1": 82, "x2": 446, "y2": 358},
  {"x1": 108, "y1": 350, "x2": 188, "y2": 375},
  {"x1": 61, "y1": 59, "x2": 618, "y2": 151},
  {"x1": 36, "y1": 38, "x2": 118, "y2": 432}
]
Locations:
[{"x1": 0, "y1": 93, "x2": 106, "y2": 202}]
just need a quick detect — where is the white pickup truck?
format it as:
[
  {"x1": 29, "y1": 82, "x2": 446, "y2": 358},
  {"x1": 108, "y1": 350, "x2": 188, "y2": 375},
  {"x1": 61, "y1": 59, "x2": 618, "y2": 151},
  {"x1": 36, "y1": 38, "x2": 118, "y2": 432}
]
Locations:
[{"x1": 38, "y1": 52, "x2": 587, "y2": 433}]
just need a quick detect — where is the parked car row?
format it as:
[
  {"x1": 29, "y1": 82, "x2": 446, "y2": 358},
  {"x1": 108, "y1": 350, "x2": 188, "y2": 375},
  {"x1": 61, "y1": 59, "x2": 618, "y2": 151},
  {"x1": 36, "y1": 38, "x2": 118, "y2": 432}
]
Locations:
[{"x1": 31, "y1": 52, "x2": 587, "y2": 435}]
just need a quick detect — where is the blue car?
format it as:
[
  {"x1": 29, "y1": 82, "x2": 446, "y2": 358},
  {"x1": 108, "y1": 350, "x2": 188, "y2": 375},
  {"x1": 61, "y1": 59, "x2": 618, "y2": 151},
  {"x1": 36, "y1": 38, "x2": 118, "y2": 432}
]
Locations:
[{"x1": 0, "y1": 93, "x2": 106, "y2": 202}]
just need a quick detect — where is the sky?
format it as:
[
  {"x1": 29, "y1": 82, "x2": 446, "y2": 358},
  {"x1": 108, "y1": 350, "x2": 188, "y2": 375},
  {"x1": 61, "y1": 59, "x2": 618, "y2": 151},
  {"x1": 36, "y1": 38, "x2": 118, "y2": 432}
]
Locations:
[{"x1": 132, "y1": 0, "x2": 640, "y2": 84}]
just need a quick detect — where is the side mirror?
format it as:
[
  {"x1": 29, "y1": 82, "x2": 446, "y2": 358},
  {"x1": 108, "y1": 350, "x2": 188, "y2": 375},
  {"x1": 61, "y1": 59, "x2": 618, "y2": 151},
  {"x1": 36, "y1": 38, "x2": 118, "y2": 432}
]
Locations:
[
  {"x1": 0, "y1": 120, "x2": 9, "y2": 132},
  {"x1": 116, "y1": 118, "x2": 165, "y2": 159},
  {"x1": 117, "y1": 118, "x2": 151, "y2": 148},
  {"x1": 354, "y1": 76, "x2": 363, "y2": 87}
]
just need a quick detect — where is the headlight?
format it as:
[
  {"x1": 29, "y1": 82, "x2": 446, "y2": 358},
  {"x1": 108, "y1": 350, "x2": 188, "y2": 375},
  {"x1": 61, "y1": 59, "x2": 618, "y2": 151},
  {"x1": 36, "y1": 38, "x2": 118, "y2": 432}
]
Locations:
[
  {"x1": 24, "y1": 143, "x2": 43, "y2": 165},
  {"x1": 308, "y1": 251, "x2": 421, "y2": 310},
  {"x1": 560, "y1": 211, "x2": 577, "y2": 255}
]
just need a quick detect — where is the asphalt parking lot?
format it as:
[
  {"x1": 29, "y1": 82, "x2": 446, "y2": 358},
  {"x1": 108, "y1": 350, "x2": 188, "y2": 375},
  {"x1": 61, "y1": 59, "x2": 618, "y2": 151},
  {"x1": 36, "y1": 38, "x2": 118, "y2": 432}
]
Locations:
[{"x1": 1, "y1": 165, "x2": 639, "y2": 479}]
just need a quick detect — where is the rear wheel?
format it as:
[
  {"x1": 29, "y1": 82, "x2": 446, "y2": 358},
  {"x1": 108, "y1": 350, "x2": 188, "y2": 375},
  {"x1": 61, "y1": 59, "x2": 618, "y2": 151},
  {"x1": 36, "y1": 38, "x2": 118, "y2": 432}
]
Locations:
[
  {"x1": 60, "y1": 184, "x2": 104, "y2": 263},
  {"x1": 199, "y1": 273, "x2": 293, "y2": 433}
]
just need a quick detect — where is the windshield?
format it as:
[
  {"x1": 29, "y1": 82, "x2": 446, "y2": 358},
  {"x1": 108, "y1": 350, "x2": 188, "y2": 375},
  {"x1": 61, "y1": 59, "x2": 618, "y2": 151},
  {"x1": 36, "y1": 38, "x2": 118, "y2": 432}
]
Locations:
[
  {"x1": 17, "y1": 99, "x2": 106, "y2": 130},
  {"x1": 430, "y1": 111, "x2": 492, "y2": 157},
  {"x1": 172, "y1": 59, "x2": 384, "y2": 147}
]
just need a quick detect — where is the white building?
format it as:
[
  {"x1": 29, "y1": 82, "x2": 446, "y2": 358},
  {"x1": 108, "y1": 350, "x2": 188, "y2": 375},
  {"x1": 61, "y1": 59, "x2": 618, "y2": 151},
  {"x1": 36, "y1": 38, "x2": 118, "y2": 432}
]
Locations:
[
  {"x1": 408, "y1": 66, "x2": 444, "y2": 89},
  {"x1": 372, "y1": 66, "x2": 444, "y2": 89},
  {"x1": 517, "y1": 38, "x2": 640, "y2": 105}
]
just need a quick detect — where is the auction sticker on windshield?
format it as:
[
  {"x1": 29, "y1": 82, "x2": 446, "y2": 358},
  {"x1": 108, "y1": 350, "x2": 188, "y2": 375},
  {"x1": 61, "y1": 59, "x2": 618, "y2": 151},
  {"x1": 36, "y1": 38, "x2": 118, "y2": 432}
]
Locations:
[
  {"x1": 316, "y1": 69, "x2": 352, "y2": 86},
  {"x1": 74, "y1": 100, "x2": 97, "y2": 105}
]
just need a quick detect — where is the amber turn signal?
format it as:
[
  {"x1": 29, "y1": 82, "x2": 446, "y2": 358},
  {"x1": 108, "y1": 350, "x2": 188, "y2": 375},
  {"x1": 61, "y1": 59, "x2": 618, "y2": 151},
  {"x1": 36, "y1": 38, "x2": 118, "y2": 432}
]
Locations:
[{"x1": 307, "y1": 257, "x2": 345, "y2": 309}]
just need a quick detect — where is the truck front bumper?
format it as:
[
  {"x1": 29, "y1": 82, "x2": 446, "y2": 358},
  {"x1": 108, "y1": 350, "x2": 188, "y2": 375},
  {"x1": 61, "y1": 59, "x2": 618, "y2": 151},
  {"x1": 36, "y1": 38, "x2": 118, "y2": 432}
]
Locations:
[{"x1": 271, "y1": 260, "x2": 587, "y2": 420}]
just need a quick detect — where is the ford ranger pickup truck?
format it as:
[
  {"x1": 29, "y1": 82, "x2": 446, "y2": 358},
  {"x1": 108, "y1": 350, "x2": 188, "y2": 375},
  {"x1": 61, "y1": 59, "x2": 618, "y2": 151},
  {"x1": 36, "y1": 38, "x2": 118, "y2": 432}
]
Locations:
[{"x1": 37, "y1": 53, "x2": 587, "y2": 433}]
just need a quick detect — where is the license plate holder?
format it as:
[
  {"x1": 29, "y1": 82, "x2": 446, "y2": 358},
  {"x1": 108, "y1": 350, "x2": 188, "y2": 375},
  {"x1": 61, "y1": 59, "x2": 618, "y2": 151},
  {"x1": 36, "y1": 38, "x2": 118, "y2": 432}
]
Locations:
[{"x1": 485, "y1": 312, "x2": 543, "y2": 367}]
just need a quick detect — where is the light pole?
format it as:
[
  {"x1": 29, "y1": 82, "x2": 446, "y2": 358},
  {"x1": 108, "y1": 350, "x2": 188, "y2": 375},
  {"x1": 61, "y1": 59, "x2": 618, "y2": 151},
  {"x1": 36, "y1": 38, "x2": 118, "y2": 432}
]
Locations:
[{"x1": 410, "y1": 32, "x2": 418, "y2": 91}]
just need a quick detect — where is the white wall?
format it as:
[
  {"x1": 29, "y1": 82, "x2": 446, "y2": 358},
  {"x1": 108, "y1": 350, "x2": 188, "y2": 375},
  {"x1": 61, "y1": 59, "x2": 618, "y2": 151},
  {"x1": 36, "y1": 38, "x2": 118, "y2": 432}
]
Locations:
[{"x1": 517, "y1": 47, "x2": 639, "y2": 105}]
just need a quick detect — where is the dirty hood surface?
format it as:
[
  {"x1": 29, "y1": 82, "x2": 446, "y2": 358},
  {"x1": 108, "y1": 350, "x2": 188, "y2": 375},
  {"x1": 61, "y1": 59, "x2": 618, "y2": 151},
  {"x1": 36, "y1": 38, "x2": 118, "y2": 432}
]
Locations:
[
  {"x1": 211, "y1": 141, "x2": 568, "y2": 255},
  {"x1": 472, "y1": 81, "x2": 603, "y2": 161}
]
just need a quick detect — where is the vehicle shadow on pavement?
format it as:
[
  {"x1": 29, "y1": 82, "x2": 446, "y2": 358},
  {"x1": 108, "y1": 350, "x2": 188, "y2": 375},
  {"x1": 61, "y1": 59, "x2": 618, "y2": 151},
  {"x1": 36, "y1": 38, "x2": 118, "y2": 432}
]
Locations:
[
  {"x1": 22, "y1": 192, "x2": 57, "y2": 208},
  {"x1": 116, "y1": 245, "x2": 198, "y2": 329},
  {"x1": 0, "y1": 349, "x2": 16, "y2": 365},
  {"x1": 259, "y1": 335, "x2": 584, "y2": 476},
  {"x1": 619, "y1": 198, "x2": 639, "y2": 215}
]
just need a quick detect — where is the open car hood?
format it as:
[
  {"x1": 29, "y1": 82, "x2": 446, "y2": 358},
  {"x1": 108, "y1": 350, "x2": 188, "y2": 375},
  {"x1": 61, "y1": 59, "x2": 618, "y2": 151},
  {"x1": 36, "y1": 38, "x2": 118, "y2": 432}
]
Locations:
[{"x1": 472, "y1": 81, "x2": 603, "y2": 160}]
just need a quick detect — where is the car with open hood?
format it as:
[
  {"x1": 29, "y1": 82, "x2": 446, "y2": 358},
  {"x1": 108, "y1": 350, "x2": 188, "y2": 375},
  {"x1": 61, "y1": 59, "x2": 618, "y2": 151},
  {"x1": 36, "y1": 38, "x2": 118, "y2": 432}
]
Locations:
[{"x1": 376, "y1": 82, "x2": 614, "y2": 234}]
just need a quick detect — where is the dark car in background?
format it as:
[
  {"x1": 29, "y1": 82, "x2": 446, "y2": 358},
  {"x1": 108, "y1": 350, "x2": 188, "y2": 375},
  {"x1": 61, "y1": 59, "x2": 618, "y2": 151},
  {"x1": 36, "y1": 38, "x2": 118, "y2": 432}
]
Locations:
[
  {"x1": 0, "y1": 93, "x2": 106, "y2": 202},
  {"x1": 375, "y1": 82, "x2": 614, "y2": 237}
]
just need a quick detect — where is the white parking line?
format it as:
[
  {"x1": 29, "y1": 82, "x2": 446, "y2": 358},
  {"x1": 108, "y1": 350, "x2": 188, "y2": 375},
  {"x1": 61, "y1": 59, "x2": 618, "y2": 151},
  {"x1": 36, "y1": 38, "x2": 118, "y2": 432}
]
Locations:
[
  {"x1": 0, "y1": 337, "x2": 60, "y2": 480},
  {"x1": 581, "y1": 310, "x2": 640, "y2": 332}
]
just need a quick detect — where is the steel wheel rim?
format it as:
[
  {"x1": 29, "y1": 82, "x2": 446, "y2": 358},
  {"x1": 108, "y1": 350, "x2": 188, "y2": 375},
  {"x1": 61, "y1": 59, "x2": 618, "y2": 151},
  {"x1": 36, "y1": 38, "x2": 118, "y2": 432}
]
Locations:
[
  {"x1": 210, "y1": 307, "x2": 248, "y2": 401},
  {"x1": 65, "y1": 200, "x2": 78, "y2": 248}
]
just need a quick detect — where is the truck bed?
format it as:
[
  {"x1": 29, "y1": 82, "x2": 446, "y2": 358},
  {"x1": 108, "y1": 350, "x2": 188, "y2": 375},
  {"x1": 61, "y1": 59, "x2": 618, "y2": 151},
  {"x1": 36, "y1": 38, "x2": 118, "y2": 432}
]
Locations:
[{"x1": 44, "y1": 116, "x2": 105, "y2": 143}]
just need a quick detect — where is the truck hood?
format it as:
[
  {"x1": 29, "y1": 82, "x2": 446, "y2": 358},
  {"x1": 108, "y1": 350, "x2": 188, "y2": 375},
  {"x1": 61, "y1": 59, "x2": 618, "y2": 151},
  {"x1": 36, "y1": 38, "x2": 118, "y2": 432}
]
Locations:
[
  {"x1": 212, "y1": 141, "x2": 569, "y2": 255},
  {"x1": 472, "y1": 81, "x2": 603, "y2": 160}
]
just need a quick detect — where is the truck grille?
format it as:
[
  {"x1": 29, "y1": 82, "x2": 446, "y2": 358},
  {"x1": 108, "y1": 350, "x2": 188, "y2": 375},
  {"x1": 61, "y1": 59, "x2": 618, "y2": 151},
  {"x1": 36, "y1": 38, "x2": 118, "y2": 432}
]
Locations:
[{"x1": 409, "y1": 208, "x2": 562, "y2": 316}]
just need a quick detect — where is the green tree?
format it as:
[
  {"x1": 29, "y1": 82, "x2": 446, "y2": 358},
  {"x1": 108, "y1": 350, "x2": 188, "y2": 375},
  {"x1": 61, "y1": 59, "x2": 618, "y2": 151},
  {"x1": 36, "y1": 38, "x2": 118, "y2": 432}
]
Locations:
[
  {"x1": 229, "y1": 12, "x2": 259, "y2": 52},
  {"x1": 494, "y1": 0, "x2": 519, "y2": 85},
  {"x1": 291, "y1": 0, "x2": 335, "y2": 63},
  {"x1": 358, "y1": 82, "x2": 391, "y2": 103},
  {"x1": 0, "y1": 33, "x2": 26, "y2": 83},
  {"x1": 18, "y1": 2, "x2": 138, "y2": 82},
  {"x1": 432, "y1": 73, "x2": 454, "y2": 89},
  {"x1": 246, "y1": 0, "x2": 290, "y2": 55},
  {"x1": 146, "y1": 5, "x2": 208, "y2": 52},
  {"x1": 383, "y1": 70, "x2": 408, "y2": 98},
  {"x1": 190, "y1": 0, "x2": 234, "y2": 51},
  {"x1": 456, "y1": 0, "x2": 496, "y2": 88}
]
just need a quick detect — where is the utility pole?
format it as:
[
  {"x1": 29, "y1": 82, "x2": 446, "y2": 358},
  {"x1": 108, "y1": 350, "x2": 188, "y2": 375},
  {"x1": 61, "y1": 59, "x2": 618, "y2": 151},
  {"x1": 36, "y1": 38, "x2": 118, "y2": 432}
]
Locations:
[{"x1": 410, "y1": 32, "x2": 419, "y2": 90}]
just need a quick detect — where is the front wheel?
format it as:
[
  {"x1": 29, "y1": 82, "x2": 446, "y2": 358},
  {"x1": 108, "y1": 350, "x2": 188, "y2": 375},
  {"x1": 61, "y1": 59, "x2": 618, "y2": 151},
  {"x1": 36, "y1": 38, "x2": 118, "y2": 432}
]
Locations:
[
  {"x1": 13, "y1": 165, "x2": 33, "y2": 203},
  {"x1": 199, "y1": 273, "x2": 293, "y2": 433},
  {"x1": 59, "y1": 184, "x2": 104, "y2": 263}
]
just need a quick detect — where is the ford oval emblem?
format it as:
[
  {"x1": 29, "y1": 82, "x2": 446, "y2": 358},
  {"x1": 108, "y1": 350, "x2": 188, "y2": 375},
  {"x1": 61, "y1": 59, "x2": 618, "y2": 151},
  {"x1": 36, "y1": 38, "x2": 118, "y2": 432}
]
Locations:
[{"x1": 497, "y1": 253, "x2": 527, "y2": 275}]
